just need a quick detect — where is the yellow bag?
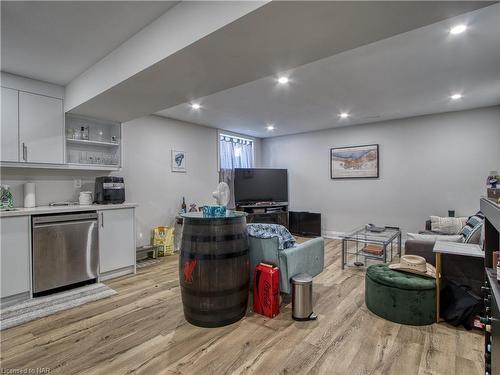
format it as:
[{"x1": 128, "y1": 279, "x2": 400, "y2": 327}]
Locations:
[{"x1": 152, "y1": 226, "x2": 174, "y2": 256}]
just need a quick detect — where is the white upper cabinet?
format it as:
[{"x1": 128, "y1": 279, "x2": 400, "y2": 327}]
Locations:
[
  {"x1": 1, "y1": 87, "x2": 19, "y2": 162},
  {"x1": 19, "y1": 92, "x2": 64, "y2": 164},
  {"x1": 1, "y1": 73, "x2": 121, "y2": 170}
]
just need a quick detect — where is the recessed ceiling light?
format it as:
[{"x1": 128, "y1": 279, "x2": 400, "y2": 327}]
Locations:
[
  {"x1": 191, "y1": 103, "x2": 201, "y2": 110},
  {"x1": 339, "y1": 112, "x2": 349, "y2": 119},
  {"x1": 277, "y1": 76, "x2": 289, "y2": 84},
  {"x1": 450, "y1": 93, "x2": 463, "y2": 100},
  {"x1": 450, "y1": 24, "x2": 467, "y2": 35},
  {"x1": 266, "y1": 124, "x2": 275, "y2": 131}
]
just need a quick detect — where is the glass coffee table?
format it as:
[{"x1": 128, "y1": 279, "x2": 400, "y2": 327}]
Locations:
[{"x1": 341, "y1": 225, "x2": 401, "y2": 269}]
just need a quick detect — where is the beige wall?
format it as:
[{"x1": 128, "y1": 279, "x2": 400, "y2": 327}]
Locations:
[
  {"x1": 114, "y1": 115, "x2": 220, "y2": 246},
  {"x1": 0, "y1": 168, "x2": 102, "y2": 207},
  {"x1": 4, "y1": 106, "x2": 496, "y2": 244},
  {"x1": 262, "y1": 106, "x2": 500, "y2": 237}
]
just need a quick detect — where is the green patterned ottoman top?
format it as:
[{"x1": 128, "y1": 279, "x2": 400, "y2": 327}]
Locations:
[{"x1": 366, "y1": 264, "x2": 435, "y2": 291}]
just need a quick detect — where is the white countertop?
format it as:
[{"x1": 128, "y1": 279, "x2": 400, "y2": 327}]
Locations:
[
  {"x1": 433, "y1": 241, "x2": 484, "y2": 258},
  {"x1": 0, "y1": 203, "x2": 137, "y2": 218}
]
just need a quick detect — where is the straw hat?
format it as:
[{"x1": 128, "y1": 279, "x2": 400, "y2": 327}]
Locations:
[{"x1": 389, "y1": 255, "x2": 436, "y2": 278}]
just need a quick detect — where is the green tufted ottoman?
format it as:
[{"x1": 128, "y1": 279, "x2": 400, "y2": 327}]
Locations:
[{"x1": 365, "y1": 264, "x2": 436, "y2": 326}]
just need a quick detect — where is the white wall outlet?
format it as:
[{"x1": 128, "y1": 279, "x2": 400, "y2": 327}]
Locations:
[{"x1": 74, "y1": 179, "x2": 82, "y2": 188}]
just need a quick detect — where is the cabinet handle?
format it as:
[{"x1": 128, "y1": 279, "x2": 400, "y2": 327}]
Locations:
[
  {"x1": 101, "y1": 212, "x2": 104, "y2": 228},
  {"x1": 22, "y1": 143, "x2": 27, "y2": 161}
]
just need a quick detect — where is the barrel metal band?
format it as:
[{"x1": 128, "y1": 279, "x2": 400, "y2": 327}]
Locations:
[
  {"x1": 182, "y1": 281, "x2": 249, "y2": 297},
  {"x1": 184, "y1": 233, "x2": 246, "y2": 242},
  {"x1": 185, "y1": 315, "x2": 245, "y2": 328},
  {"x1": 181, "y1": 248, "x2": 249, "y2": 260},
  {"x1": 182, "y1": 298, "x2": 248, "y2": 314}
]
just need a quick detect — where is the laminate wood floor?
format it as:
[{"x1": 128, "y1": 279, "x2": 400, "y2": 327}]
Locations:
[{"x1": 0, "y1": 240, "x2": 484, "y2": 375}]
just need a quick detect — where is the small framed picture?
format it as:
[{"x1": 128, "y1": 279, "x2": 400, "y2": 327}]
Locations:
[
  {"x1": 330, "y1": 144, "x2": 379, "y2": 179},
  {"x1": 171, "y1": 150, "x2": 186, "y2": 172}
]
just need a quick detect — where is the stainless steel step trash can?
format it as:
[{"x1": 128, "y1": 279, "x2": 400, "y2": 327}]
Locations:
[{"x1": 291, "y1": 273, "x2": 317, "y2": 321}]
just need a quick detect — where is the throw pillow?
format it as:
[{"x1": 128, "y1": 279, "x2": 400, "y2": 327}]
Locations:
[
  {"x1": 460, "y1": 212, "x2": 485, "y2": 244},
  {"x1": 406, "y1": 233, "x2": 464, "y2": 243},
  {"x1": 430, "y1": 216, "x2": 468, "y2": 234},
  {"x1": 464, "y1": 223, "x2": 483, "y2": 244}
]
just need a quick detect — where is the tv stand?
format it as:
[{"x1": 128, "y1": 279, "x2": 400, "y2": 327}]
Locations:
[{"x1": 236, "y1": 202, "x2": 288, "y2": 228}]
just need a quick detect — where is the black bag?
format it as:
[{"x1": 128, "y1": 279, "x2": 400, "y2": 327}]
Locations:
[{"x1": 440, "y1": 281, "x2": 481, "y2": 329}]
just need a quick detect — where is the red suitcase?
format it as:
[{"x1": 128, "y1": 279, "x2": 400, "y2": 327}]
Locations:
[{"x1": 253, "y1": 263, "x2": 280, "y2": 318}]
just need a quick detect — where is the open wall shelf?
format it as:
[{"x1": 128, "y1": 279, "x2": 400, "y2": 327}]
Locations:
[
  {"x1": 65, "y1": 114, "x2": 122, "y2": 168},
  {"x1": 66, "y1": 138, "x2": 120, "y2": 147}
]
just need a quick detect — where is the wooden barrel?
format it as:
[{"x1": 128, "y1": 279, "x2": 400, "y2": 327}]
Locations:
[{"x1": 179, "y1": 211, "x2": 249, "y2": 328}]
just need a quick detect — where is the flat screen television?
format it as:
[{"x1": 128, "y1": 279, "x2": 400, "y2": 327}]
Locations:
[
  {"x1": 289, "y1": 212, "x2": 322, "y2": 237},
  {"x1": 234, "y1": 168, "x2": 288, "y2": 204}
]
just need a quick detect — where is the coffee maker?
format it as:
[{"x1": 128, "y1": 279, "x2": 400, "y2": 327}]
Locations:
[{"x1": 94, "y1": 177, "x2": 125, "y2": 204}]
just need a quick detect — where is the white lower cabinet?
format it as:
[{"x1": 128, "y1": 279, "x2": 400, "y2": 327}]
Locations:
[
  {"x1": 1, "y1": 216, "x2": 30, "y2": 300},
  {"x1": 98, "y1": 208, "x2": 135, "y2": 276},
  {"x1": 0, "y1": 206, "x2": 136, "y2": 301}
]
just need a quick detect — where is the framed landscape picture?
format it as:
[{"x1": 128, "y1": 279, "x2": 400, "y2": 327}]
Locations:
[
  {"x1": 330, "y1": 144, "x2": 379, "y2": 179},
  {"x1": 171, "y1": 150, "x2": 186, "y2": 172}
]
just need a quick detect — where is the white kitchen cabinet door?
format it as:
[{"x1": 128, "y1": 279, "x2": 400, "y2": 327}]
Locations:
[
  {"x1": 19, "y1": 92, "x2": 64, "y2": 164},
  {"x1": 1, "y1": 87, "x2": 19, "y2": 162},
  {"x1": 1, "y1": 216, "x2": 30, "y2": 299},
  {"x1": 99, "y1": 208, "x2": 135, "y2": 274}
]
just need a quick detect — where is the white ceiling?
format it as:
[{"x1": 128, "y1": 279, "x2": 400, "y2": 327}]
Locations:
[
  {"x1": 1, "y1": 1, "x2": 178, "y2": 85},
  {"x1": 69, "y1": 1, "x2": 491, "y2": 122},
  {"x1": 157, "y1": 3, "x2": 500, "y2": 138}
]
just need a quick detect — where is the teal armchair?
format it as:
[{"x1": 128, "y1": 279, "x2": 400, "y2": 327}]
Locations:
[{"x1": 248, "y1": 236, "x2": 325, "y2": 294}]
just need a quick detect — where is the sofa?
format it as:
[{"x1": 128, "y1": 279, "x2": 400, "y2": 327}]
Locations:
[
  {"x1": 405, "y1": 219, "x2": 484, "y2": 295},
  {"x1": 248, "y1": 235, "x2": 325, "y2": 294}
]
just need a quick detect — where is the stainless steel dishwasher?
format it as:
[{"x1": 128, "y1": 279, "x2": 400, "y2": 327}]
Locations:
[{"x1": 32, "y1": 212, "x2": 99, "y2": 295}]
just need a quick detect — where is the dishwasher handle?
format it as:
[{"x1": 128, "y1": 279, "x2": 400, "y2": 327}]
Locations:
[
  {"x1": 33, "y1": 212, "x2": 98, "y2": 225},
  {"x1": 33, "y1": 220, "x2": 98, "y2": 229}
]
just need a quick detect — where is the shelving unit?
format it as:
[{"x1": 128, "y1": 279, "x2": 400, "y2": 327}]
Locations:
[
  {"x1": 65, "y1": 114, "x2": 122, "y2": 169},
  {"x1": 481, "y1": 197, "x2": 500, "y2": 375}
]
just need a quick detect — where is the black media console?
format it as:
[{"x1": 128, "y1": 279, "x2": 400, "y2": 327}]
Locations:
[
  {"x1": 236, "y1": 202, "x2": 289, "y2": 228},
  {"x1": 289, "y1": 211, "x2": 321, "y2": 237}
]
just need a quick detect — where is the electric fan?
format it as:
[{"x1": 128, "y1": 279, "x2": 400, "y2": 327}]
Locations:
[{"x1": 212, "y1": 182, "x2": 230, "y2": 206}]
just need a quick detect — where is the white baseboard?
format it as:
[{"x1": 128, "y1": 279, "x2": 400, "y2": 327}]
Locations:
[
  {"x1": 321, "y1": 230, "x2": 345, "y2": 239},
  {"x1": 99, "y1": 266, "x2": 135, "y2": 281}
]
